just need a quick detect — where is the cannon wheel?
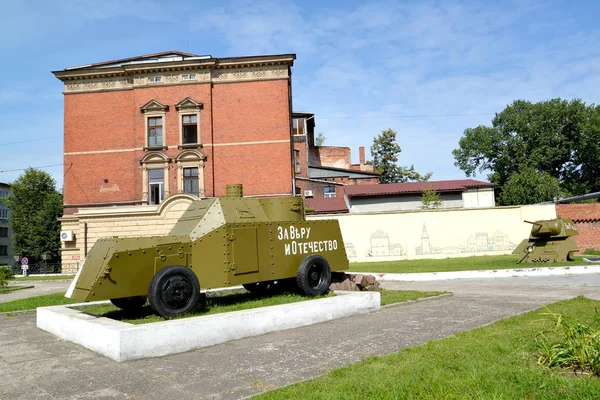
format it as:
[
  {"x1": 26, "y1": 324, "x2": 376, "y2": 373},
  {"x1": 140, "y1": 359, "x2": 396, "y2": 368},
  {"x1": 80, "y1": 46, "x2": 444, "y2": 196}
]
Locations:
[
  {"x1": 148, "y1": 265, "x2": 200, "y2": 319},
  {"x1": 296, "y1": 255, "x2": 331, "y2": 297},
  {"x1": 110, "y1": 296, "x2": 147, "y2": 312}
]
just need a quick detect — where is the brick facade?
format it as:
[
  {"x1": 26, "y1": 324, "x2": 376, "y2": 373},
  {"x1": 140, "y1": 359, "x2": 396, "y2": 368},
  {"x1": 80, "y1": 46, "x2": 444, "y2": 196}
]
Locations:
[
  {"x1": 55, "y1": 52, "x2": 295, "y2": 214},
  {"x1": 556, "y1": 203, "x2": 600, "y2": 252}
]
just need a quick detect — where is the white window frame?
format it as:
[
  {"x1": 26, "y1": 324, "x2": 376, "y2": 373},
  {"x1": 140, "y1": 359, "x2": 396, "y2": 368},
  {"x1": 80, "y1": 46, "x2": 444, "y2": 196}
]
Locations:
[
  {"x1": 141, "y1": 153, "x2": 170, "y2": 204},
  {"x1": 293, "y1": 118, "x2": 306, "y2": 135},
  {"x1": 175, "y1": 150, "x2": 206, "y2": 198},
  {"x1": 324, "y1": 186, "x2": 336, "y2": 198}
]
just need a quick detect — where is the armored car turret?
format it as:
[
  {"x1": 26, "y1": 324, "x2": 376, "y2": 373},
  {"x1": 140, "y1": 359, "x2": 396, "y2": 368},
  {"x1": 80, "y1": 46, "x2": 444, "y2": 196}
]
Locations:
[{"x1": 66, "y1": 185, "x2": 349, "y2": 318}]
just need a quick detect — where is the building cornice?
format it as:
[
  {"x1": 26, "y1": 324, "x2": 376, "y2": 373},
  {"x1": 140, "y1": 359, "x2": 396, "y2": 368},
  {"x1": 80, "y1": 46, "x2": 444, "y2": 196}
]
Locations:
[{"x1": 53, "y1": 54, "x2": 295, "y2": 94}]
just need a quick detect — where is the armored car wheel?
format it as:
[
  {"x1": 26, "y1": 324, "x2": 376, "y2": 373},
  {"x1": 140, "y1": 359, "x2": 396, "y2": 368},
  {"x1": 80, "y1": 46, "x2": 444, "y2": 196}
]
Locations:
[
  {"x1": 243, "y1": 281, "x2": 273, "y2": 294},
  {"x1": 110, "y1": 296, "x2": 147, "y2": 312},
  {"x1": 296, "y1": 255, "x2": 332, "y2": 297},
  {"x1": 148, "y1": 265, "x2": 200, "y2": 319}
]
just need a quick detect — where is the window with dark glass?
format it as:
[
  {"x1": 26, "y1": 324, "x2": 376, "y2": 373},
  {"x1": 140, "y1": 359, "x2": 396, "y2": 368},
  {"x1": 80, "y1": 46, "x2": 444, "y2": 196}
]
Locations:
[
  {"x1": 148, "y1": 117, "x2": 163, "y2": 146},
  {"x1": 294, "y1": 150, "x2": 301, "y2": 173},
  {"x1": 183, "y1": 167, "x2": 199, "y2": 196},
  {"x1": 0, "y1": 246, "x2": 7, "y2": 256},
  {"x1": 0, "y1": 227, "x2": 7, "y2": 237},
  {"x1": 182, "y1": 114, "x2": 198, "y2": 144},
  {"x1": 324, "y1": 186, "x2": 336, "y2": 198},
  {"x1": 148, "y1": 169, "x2": 164, "y2": 205}
]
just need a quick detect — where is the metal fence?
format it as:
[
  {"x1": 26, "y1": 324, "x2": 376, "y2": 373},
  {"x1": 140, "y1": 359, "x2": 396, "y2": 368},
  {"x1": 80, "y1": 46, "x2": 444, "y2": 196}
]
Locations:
[{"x1": 10, "y1": 263, "x2": 63, "y2": 275}]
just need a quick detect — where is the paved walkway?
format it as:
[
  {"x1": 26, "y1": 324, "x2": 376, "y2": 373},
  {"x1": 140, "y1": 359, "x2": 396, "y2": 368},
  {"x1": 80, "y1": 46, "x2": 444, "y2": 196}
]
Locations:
[
  {"x1": 0, "y1": 273, "x2": 599, "y2": 399},
  {"x1": 0, "y1": 280, "x2": 72, "y2": 303}
]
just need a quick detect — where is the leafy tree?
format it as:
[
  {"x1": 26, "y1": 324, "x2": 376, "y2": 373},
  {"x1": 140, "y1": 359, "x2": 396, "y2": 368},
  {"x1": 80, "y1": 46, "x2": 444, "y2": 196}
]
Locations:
[
  {"x1": 499, "y1": 168, "x2": 562, "y2": 205},
  {"x1": 371, "y1": 128, "x2": 432, "y2": 183},
  {"x1": 453, "y1": 98, "x2": 600, "y2": 204},
  {"x1": 2, "y1": 168, "x2": 63, "y2": 264},
  {"x1": 421, "y1": 184, "x2": 442, "y2": 209},
  {"x1": 315, "y1": 132, "x2": 326, "y2": 146}
]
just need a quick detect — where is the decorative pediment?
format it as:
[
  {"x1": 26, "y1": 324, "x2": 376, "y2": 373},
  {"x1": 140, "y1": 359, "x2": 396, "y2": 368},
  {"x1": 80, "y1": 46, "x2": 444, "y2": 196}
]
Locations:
[
  {"x1": 140, "y1": 152, "x2": 169, "y2": 164},
  {"x1": 140, "y1": 99, "x2": 169, "y2": 113},
  {"x1": 175, "y1": 97, "x2": 203, "y2": 111},
  {"x1": 175, "y1": 150, "x2": 207, "y2": 162}
]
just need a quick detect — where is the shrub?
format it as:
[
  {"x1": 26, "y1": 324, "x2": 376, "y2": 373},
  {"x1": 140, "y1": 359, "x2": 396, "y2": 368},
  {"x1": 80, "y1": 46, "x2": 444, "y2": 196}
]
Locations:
[
  {"x1": 583, "y1": 248, "x2": 600, "y2": 256},
  {"x1": 537, "y1": 306, "x2": 600, "y2": 376},
  {"x1": 0, "y1": 266, "x2": 13, "y2": 281}
]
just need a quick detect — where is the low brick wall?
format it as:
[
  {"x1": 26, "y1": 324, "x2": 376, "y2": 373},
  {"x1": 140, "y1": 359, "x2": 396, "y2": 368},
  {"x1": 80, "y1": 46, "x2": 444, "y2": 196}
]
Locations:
[{"x1": 556, "y1": 204, "x2": 600, "y2": 252}]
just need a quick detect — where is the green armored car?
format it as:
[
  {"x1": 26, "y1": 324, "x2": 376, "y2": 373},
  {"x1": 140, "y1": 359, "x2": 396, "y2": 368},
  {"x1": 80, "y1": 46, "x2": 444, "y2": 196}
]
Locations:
[{"x1": 66, "y1": 185, "x2": 349, "y2": 318}]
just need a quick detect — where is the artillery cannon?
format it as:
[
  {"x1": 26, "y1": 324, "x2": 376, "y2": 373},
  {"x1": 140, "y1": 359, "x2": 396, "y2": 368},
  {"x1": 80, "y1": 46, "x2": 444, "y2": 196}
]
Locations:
[
  {"x1": 66, "y1": 184, "x2": 349, "y2": 318},
  {"x1": 512, "y1": 218, "x2": 579, "y2": 263}
]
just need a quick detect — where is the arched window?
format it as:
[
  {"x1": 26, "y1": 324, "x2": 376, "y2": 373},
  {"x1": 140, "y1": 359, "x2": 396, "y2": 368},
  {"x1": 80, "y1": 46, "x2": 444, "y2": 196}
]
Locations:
[
  {"x1": 175, "y1": 150, "x2": 207, "y2": 197},
  {"x1": 141, "y1": 152, "x2": 170, "y2": 204}
]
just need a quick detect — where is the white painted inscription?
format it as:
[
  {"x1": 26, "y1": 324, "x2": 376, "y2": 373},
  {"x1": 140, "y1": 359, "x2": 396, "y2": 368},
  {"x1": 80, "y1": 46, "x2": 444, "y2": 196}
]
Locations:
[{"x1": 277, "y1": 226, "x2": 338, "y2": 256}]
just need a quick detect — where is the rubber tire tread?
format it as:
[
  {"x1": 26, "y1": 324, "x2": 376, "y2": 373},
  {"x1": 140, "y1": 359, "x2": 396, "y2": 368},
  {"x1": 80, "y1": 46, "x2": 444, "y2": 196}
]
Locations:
[
  {"x1": 243, "y1": 281, "x2": 272, "y2": 294},
  {"x1": 110, "y1": 296, "x2": 147, "y2": 312},
  {"x1": 296, "y1": 255, "x2": 332, "y2": 297},
  {"x1": 148, "y1": 265, "x2": 200, "y2": 319}
]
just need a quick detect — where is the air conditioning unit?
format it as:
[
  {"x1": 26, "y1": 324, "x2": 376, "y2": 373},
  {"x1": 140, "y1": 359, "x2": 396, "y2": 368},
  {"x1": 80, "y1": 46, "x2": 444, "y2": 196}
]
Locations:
[
  {"x1": 304, "y1": 190, "x2": 314, "y2": 198},
  {"x1": 60, "y1": 230, "x2": 74, "y2": 242}
]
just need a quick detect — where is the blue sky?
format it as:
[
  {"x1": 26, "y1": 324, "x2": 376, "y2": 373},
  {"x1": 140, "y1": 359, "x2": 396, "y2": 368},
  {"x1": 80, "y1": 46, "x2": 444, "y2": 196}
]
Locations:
[{"x1": 2, "y1": 0, "x2": 600, "y2": 189}]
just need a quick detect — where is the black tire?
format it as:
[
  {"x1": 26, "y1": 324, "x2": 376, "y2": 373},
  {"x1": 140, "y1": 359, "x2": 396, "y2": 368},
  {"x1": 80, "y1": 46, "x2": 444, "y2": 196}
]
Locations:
[
  {"x1": 148, "y1": 265, "x2": 200, "y2": 319},
  {"x1": 110, "y1": 296, "x2": 147, "y2": 312},
  {"x1": 296, "y1": 255, "x2": 332, "y2": 296},
  {"x1": 243, "y1": 281, "x2": 273, "y2": 294}
]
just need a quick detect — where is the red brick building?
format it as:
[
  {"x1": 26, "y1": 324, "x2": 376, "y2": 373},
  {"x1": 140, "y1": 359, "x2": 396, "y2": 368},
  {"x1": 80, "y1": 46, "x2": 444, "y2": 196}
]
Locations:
[
  {"x1": 291, "y1": 112, "x2": 380, "y2": 200},
  {"x1": 53, "y1": 51, "x2": 296, "y2": 214}
]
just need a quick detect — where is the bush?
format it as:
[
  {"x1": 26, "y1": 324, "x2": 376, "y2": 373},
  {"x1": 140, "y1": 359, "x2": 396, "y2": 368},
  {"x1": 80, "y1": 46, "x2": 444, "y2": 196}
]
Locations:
[
  {"x1": 537, "y1": 305, "x2": 600, "y2": 376},
  {"x1": 0, "y1": 266, "x2": 13, "y2": 281},
  {"x1": 583, "y1": 248, "x2": 600, "y2": 256}
]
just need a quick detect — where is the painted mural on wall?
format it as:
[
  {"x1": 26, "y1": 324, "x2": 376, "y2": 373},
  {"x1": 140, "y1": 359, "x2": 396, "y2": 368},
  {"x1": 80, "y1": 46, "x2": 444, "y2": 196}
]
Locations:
[
  {"x1": 414, "y1": 224, "x2": 516, "y2": 255},
  {"x1": 345, "y1": 229, "x2": 406, "y2": 258}
]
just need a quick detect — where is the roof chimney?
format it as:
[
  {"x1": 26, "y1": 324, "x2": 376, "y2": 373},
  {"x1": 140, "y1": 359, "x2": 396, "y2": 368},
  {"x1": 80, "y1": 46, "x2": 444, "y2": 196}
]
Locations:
[{"x1": 359, "y1": 147, "x2": 365, "y2": 166}]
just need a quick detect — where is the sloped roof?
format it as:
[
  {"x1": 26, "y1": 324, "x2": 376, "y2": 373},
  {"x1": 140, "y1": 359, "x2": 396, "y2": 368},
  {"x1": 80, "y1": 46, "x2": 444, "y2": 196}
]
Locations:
[
  {"x1": 345, "y1": 179, "x2": 494, "y2": 198},
  {"x1": 305, "y1": 197, "x2": 349, "y2": 214},
  {"x1": 556, "y1": 204, "x2": 600, "y2": 222},
  {"x1": 308, "y1": 165, "x2": 380, "y2": 179}
]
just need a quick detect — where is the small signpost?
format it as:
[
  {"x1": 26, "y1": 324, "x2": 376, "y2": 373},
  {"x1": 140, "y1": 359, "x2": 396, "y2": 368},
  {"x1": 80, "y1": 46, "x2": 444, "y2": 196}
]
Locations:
[{"x1": 21, "y1": 257, "x2": 29, "y2": 277}]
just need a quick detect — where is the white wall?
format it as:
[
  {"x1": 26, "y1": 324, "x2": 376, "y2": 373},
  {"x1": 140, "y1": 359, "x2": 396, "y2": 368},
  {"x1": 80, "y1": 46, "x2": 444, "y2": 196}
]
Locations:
[
  {"x1": 308, "y1": 204, "x2": 556, "y2": 262},
  {"x1": 462, "y1": 188, "x2": 495, "y2": 208},
  {"x1": 349, "y1": 193, "x2": 464, "y2": 213}
]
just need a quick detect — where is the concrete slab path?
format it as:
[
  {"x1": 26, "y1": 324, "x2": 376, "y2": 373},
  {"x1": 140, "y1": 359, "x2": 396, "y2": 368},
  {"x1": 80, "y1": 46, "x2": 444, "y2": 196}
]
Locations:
[
  {"x1": 1, "y1": 273, "x2": 599, "y2": 399},
  {"x1": 0, "y1": 280, "x2": 72, "y2": 303}
]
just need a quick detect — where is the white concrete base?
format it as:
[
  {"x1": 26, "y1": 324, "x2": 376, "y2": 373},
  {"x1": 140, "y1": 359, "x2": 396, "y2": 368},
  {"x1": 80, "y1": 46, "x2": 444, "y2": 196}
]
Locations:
[
  {"x1": 37, "y1": 291, "x2": 380, "y2": 362},
  {"x1": 356, "y1": 265, "x2": 600, "y2": 282}
]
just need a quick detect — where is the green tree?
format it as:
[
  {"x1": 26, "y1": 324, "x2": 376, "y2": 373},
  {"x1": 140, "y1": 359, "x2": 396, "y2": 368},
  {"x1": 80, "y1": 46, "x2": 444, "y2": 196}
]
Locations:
[
  {"x1": 2, "y1": 168, "x2": 63, "y2": 264},
  {"x1": 315, "y1": 132, "x2": 326, "y2": 146},
  {"x1": 452, "y1": 98, "x2": 600, "y2": 204},
  {"x1": 371, "y1": 128, "x2": 432, "y2": 183},
  {"x1": 499, "y1": 168, "x2": 561, "y2": 205},
  {"x1": 421, "y1": 184, "x2": 442, "y2": 209}
]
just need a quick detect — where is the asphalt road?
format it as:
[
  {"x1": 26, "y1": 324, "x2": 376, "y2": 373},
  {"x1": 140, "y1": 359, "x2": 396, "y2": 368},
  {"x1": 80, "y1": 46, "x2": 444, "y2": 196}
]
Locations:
[{"x1": 0, "y1": 273, "x2": 599, "y2": 399}]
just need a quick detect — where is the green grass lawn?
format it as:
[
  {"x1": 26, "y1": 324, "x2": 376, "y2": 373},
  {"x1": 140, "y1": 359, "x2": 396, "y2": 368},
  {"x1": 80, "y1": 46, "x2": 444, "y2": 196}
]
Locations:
[
  {"x1": 255, "y1": 296, "x2": 600, "y2": 400},
  {"x1": 0, "y1": 293, "x2": 78, "y2": 313},
  {"x1": 349, "y1": 254, "x2": 592, "y2": 274},
  {"x1": 76, "y1": 289, "x2": 444, "y2": 324}
]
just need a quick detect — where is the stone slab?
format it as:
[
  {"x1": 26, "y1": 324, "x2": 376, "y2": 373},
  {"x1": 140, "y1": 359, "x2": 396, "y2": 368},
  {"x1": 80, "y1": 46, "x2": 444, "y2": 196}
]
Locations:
[{"x1": 36, "y1": 291, "x2": 380, "y2": 362}]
